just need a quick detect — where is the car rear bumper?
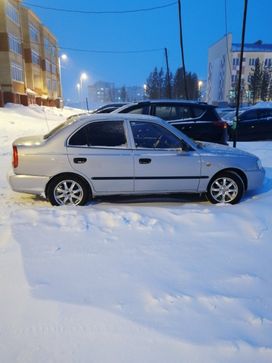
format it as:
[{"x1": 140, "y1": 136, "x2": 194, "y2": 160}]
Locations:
[{"x1": 8, "y1": 171, "x2": 50, "y2": 195}]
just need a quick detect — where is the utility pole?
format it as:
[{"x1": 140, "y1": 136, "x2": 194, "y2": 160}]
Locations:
[
  {"x1": 164, "y1": 47, "x2": 172, "y2": 98},
  {"x1": 177, "y1": 0, "x2": 188, "y2": 100},
  {"x1": 233, "y1": 0, "x2": 248, "y2": 148}
]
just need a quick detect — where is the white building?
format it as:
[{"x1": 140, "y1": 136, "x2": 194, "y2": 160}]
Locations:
[
  {"x1": 88, "y1": 81, "x2": 145, "y2": 108},
  {"x1": 206, "y1": 34, "x2": 272, "y2": 105}
]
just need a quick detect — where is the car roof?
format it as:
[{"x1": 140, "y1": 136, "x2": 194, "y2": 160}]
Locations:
[
  {"x1": 73, "y1": 112, "x2": 163, "y2": 125},
  {"x1": 113, "y1": 99, "x2": 213, "y2": 113}
]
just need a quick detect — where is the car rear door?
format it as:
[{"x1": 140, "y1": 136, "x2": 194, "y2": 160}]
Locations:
[
  {"x1": 66, "y1": 120, "x2": 134, "y2": 193},
  {"x1": 129, "y1": 120, "x2": 202, "y2": 193},
  {"x1": 238, "y1": 109, "x2": 259, "y2": 140}
]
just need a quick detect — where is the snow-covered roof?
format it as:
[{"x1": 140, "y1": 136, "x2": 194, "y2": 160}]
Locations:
[{"x1": 232, "y1": 43, "x2": 272, "y2": 53}]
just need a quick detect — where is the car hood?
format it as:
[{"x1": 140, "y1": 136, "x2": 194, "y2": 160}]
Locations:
[
  {"x1": 13, "y1": 135, "x2": 45, "y2": 147},
  {"x1": 197, "y1": 141, "x2": 257, "y2": 159}
]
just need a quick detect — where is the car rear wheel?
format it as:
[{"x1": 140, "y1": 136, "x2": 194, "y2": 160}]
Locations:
[
  {"x1": 47, "y1": 175, "x2": 90, "y2": 206},
  {"x1": 206, "y1": 171, "x2": 244, "y2": 204}
]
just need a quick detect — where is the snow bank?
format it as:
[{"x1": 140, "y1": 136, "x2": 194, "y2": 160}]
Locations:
[{"x1": 0, "y1": 104, "x2": 272, "y2": 363}]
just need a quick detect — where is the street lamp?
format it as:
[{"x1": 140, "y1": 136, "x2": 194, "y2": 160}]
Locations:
[{"x1": 79, "y1": 72, "x2": 88, "y2": 109}]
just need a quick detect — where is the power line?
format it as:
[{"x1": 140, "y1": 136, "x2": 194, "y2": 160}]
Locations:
[
  {"x1": 22, "y1": 1, "x2": 177, "y2": 15},
  {"x1": 59, "y1": 46, "x2": 164, "y2": 55},
  {"x1": 19, "y1": 39, "x2": 164, "y2": 55}
]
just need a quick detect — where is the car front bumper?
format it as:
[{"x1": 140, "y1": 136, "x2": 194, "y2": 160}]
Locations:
[
  {"x1": 246, "y1": 167, "x2": 265, "y2": 191},
  {"x1": 8, "y1": 171, "x2": 50, "y2": 195}
]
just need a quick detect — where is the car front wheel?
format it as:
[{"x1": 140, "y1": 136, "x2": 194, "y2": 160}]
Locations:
[
  {"x1": 47, "y1": 175, "x2": 90, "y2": 206},
  {"x1": 206, "y1": 171, "x2": 245, "y2": 204}
]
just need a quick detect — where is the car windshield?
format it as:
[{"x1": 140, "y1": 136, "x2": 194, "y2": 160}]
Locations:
[{"x1": 43, "y1": 115, "x2": 80, "y2": 139}]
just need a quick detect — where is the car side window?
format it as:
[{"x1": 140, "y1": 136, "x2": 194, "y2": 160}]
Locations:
[
  {"x1": 192, "y1": 107, "x2": 205, "y2": 118},
  {"x1": 154, "y1": 106, "x2": 179, "y2": 120},
  {"x1": 154, "y1": 105, "x2": 192, "y2": 121},
  {"x1": 258, "y1": 109, "x2": 269, "y2": 119},
  {"x1": 240, "y1": 110, "x2": 258, "y2": 121},
  {"x1": 69, "y1": 121, "x2": 127, "y2": 148},
  {"x1": 120, "y1": 105, "x2": 149, "y2": 115},
  {"x1": 130, "y1": 121, "x2": 182, "y2": 149}
]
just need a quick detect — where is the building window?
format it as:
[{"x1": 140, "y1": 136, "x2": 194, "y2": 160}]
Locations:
[
  {"x1": 6, "y1": 2, "x2": 20, "y2": 25},
  {"x1": 232, "y1": 58, "x2": 239, "y2": 66},
  {"x1": 44, "y1": 37, "x2": 56, "y2": 59},
  {"x1": 265, "y1": 58, "x2": 272, "y2": 67},
  {"x1": 46, "y1": 78, "x2": 51, "y2": 90},
  {"x1": 29, "y1": 23, "x2": 39, "y2": 43},
  {"x1": 8, "y1": 33, "x2": 21, "y2": 55},
  {"x1": 249, "y1": 58, "x2": 256, "y2": 66},
  {"x1": 31, "y1": 50, "x2": 40, "y2": 65},
  {"x1": 231, "y1": 75, "x2": 237, "y2": 84},
  {"x1": 11, "y1": 62, "x2": 23, "y2": 82},
  {"x1": 52, "y1": 79, "x2": 57, "y2": 91},
  {"x1": 51, "y1": 64, "x2": 57, "y2": 74},
  {"x1": 45, "y1": 60, "x2": 51, "y2": 72}
]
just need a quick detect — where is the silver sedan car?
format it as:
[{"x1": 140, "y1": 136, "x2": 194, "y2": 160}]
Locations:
[{"x1": 8, "y1": 114, "x2": 265, "y2": 206}]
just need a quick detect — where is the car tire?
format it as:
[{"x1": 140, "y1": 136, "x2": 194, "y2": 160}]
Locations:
[
  {"x1": 206, "y1": 171, "x2": 245, "y2": 204},
  {"x1": 47, "y1": 174, "x2": 90, "y2": 206}
]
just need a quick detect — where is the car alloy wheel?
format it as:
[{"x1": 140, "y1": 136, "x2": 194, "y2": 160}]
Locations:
[
  {"x1": 47, "y1": 174, "x2": 90, "y2": 206},
  {"x1": 207, "y1": 171, "x2": 244, "y2": 204}
]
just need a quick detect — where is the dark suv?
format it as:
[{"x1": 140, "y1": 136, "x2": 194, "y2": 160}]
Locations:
[{"x1": 114, "y1": 100, "x2": 228, "y2": 144}]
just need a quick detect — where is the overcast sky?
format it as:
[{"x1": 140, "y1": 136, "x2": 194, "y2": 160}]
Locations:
[{"x1": 24, "y1": 0, "x2": 272, "y2": 101}]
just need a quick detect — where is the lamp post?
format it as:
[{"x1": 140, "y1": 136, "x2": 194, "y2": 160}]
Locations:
[
  {"x1": 143, "y1": 84, "x2": 147, "y2": 99},
  {"x1": 198, "y1": 80, "x2": 203, "y2": 101},
  {"x1": 79, "y1": 72, "x2": 88, "y2": 109},
  {"x1": 58, "y1": 54, "x2": 68, "y2": 104},
  {"x1": 76, "y1": 83, "x2": 80, "y2": 105}
]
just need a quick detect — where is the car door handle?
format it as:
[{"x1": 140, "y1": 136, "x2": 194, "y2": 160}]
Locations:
[
  {"x1": 73, "y1": 157, "x2": 87, "y2": 164},
  {"x1": 139, "y1": 158, "x2": 151, "y2": 164}
]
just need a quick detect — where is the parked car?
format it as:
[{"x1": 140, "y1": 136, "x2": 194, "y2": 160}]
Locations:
[
  {"x1": 113, "y1": 100, "x2": 228, "y2": 144},
  {"x1": 8, "y1": 114, "x2": 264, "y2": 206},
  {"x1": 92, "y1": 103, "x2": 127, "y2": 114},
  {"x1": 224, "y1": 107, "x2": 272, "y2": 141}
]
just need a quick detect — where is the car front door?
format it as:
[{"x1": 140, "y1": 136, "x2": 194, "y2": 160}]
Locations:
[
  {"x1": 129, "y1": 120, "x2": 202, "y2": 193},
  {"x1": 66, "y1": 120, "x2": 134, "y2": 193}
]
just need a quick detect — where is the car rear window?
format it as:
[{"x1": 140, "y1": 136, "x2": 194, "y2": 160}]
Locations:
[
  {"x1": 43, "y1": 115, "x2": 80, "y2": 140},
  {"x1": 192, "y1": 107, "x2": 205, "y2": 118}
]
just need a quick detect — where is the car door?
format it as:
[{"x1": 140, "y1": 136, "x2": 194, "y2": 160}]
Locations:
[
  {"x1": 66, "y1": 120, "x2": 134, "y2": 193},
  {"x1": 238, "y1": 109, "x2": 258, "y2": 140},
  {"x1": 129, "y1": 120, "x2": 202, "y2": 193},
  {"x1": 256, "y1": 109, "x2": 272, "y2": 139}
]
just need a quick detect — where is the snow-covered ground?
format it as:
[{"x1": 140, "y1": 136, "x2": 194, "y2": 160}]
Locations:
[{"x1": 0, "y1": 104, "x2": 272, "y2": 363}]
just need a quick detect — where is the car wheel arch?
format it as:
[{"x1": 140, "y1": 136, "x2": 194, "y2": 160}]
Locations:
[
  {"x1": 45, "y1": 172, "x2": 93, "y2": 199},
  {"x1": 209, "y1": 168, "x2": 248, "y2": 191}
]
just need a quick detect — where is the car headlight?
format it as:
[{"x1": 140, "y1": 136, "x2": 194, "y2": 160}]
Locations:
[{"x1": 257, "y1": 159, "x2": 263, "y2": 170}]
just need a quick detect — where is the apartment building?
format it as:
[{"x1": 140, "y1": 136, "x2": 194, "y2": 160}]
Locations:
[
  {"x1": 206, "y1": 33, "x2": 272, "y2": 105},
  {"x1": 88, "y1": 81, "x2": 145, "y2": 108},
  {"x1": 0, "y1": 0, "x2": 61, "y2": 107}
]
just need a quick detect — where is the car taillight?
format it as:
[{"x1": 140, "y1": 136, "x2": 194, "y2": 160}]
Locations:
[
  {"x1": 214, "y1": 121, "x2": 227, "y2": 129},
  {"x1": 12, "y1": 146, "x2": 18, "y2": 168}
]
